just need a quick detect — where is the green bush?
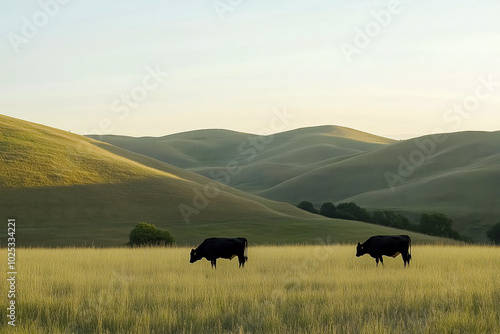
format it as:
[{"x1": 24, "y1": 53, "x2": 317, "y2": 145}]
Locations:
[
  {"x1": 319, "y1": 202, "x2": 337, "y2": 218},
  {"x1": 128, "y1": 222, "x2": 174, "y2": 246},
  {"x1": 336, "y1": 202, "x2": 371, "y2": 222},
  {"x1": 297, "y1": 201, "x2": 319, "y2": 214},
  {"x1": 419, "y1": 213, "x2": 453, "y2": 238}
]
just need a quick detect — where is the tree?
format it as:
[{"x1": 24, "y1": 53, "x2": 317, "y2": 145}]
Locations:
[
  {"x1": 128, "y1": 222, "x2": 174, "y2": 246},
  {"x1": 319, "y1": 202, "x2": 337, "y2": 218},
  {"x1": 371, "y1": 210, "x2": 417, "y2": 231},
  {"x1": 419, "y1": 213, "x2": 453, "y2": 238},
  {"x1": 393, "y1": 214, "x2": 411, "y2": 230},
  {"x1": 297, "y1": 201, "x2": 319, "y2": 214},
  {"x1": 336, "y1": 202, "x2": 371, "y2": 222},
  {"x1": 372, "y1": 211, "x2": 389, "y2": 226},
  {"x1": 486, "y1": 223, "x2": 500, "y2": 244}
]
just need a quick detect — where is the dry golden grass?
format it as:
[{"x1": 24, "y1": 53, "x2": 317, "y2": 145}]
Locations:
[{"x1": 1, "y1": 245, "x2": 498, "y2": 333}]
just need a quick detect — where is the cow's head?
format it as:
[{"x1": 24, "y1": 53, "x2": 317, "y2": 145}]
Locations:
[
  {"x1": 356, "y1": 242, "x2": 365, "y2": 257},
  {"x1": 190, "y1": 249, "x2": 201, "y2": 263}
]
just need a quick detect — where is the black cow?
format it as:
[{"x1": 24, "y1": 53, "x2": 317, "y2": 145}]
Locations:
[
  {"x1": 190, "y1": 237, "x2": 248, "y2": 268},
  {"x1": 356, "y1": 235, "x2": 412, "y2": 267}
]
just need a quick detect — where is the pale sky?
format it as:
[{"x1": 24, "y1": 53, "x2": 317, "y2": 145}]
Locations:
[{"x1": 1, "y1": 0, "x2": 499, "y2": 139}]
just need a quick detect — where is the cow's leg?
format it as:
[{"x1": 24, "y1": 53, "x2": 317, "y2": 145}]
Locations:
[
  {"x1": 375, "y1": 258, "x2": 379, "y2": 266},
  {"x1": 238, "y1": 255, "x2": 245, "y2": 268},
  {"x1": 379, "y1": 257, "x2": 384, "y2": 266},
  {"x1": 211, "y1": 260, "x2": 216, "y2": 269},
  {"x1": 402, "y1": 252, "x2": 409, "y2": 268}
]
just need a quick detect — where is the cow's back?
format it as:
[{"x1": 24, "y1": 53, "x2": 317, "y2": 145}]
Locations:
[
  {"x1": 365, "y1": 235, "x2": 409, "y2": 256},
  {"x1": 199, "y1": 238, "x2": 245, "y2": 259}
]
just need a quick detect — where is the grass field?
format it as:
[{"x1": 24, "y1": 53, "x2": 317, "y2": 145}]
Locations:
[{"x1": 1, "y1": 245, "x2": 498, "y2": 333}]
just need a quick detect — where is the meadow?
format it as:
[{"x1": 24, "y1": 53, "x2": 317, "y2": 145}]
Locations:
[{"x1": 1, "y1": 245, "x2": 499, "y2": 334}]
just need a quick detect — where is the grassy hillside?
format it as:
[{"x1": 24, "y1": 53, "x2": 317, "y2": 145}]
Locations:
[
  {"x1": 0, "y1": 115, "x2": 320, "y2": 246},
  {"x1": 88, "y1": 125, "x2": 395, "y2": 192},
  {"x1": 261, "y1": 131, "x2": 500, "y2": 242},
  {"x1": 88, "y1": 129, "x2": 251, "y2": 169},
  {"x1": 89, "y1": 127, "x2": 500, "y2": 242},
  {"x1": 2, "y1": 115, "x2": 439, "y2": 247}
]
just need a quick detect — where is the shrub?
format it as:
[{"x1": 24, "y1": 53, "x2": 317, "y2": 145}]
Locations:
[
  {"x1": 418, "y1": 213, "x2": 468, "y2": 241},
  {"x1": 372, "y1": 210, "x2": 414, "y2": 230},
  {"x1": 419, "y1": 213, "x2": 453, "y2": 238},
  {"x1": 297, "y1": 201, "x2": 319, "y2": 214},
  {"x1": 319, "y1": 202, "x2": 337, "y2": 218},
  {"x1": 128, "y1": 222, "x2": 174, "y2": 246},
  {"x1": 336, "y1": 202, "x2": 371, "y2": 222}
]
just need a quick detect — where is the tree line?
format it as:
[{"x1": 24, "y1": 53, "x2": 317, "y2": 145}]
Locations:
[
  {"x1": 126, "y1": 209, "x2": 500, "y2": 246},
  {"x1": 297, "y1": 201, "x2": 472, "y2": 242}
]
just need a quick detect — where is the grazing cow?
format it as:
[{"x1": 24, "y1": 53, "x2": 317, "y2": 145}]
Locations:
[
  {"x1": 356, "y1": 235, "x2": 412, "y2": 267},
  {"x1": 190, "y1": 237, "x2": 248, "y2": 268}
]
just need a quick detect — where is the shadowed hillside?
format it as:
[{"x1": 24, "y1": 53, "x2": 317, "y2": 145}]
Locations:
[
  {"x1": 1, "y1": 115, "x2": 444, "y2": 246},
  {"x1": 0, "y1": 115, "x2": 317, "y2": 246},
  {"x1": 88, "y1": 125, "x2": 395, "y2": 192},
  {"x1": 260, "y1": 131, "x2": 500, "y2": 242},
  {"x1": 89, "y1": 127, "x2": 500, "y2": 242}
]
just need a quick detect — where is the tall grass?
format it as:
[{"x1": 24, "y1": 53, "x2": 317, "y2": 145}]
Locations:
[{"x1": 1, "y1": 245, "x2": 498, "y2": 333}]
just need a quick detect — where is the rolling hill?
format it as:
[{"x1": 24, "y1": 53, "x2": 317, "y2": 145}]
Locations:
[
  {"x1": 88, "y1": 125, "x2": 395, "y2": 192},
  {"x1": 260, "y1": 131, "x2": 500, "y2": 241},
  {"x1": 89, "y1": 127, "x2": 500, "y2": 242},
  {"x1": 1, "y1": 115, "x2": 444, "y2": 246}
]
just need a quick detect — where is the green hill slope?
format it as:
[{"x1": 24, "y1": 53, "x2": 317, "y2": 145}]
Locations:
[
  {"x1": 0, "y1": 115, "x2": 317, "y2": 246},
  {"x1": 261, "y1": 131, "x2": 500, "y2": 241},
  {"x1": 88, "y1": 125, "x2": 395, "y2": 192},
  {"x1": 2, "y1": 115, "x2": 442, "y2": 246},
  {"x1": 89, "y1": 127, "x2": 500, "y2": 242}
]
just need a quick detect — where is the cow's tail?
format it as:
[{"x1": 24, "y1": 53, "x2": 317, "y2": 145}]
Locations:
[
  {"x1": 244, "y1": 239, "x2": 248, "y2": 261},
  {"x1": 408, "y1": 236, "x2": 412, "y2": 262}
]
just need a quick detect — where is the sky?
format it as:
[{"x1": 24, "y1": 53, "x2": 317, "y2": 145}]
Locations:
[{"x1": 1, "y1": 0, "x2": 499, "y2": 139}]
